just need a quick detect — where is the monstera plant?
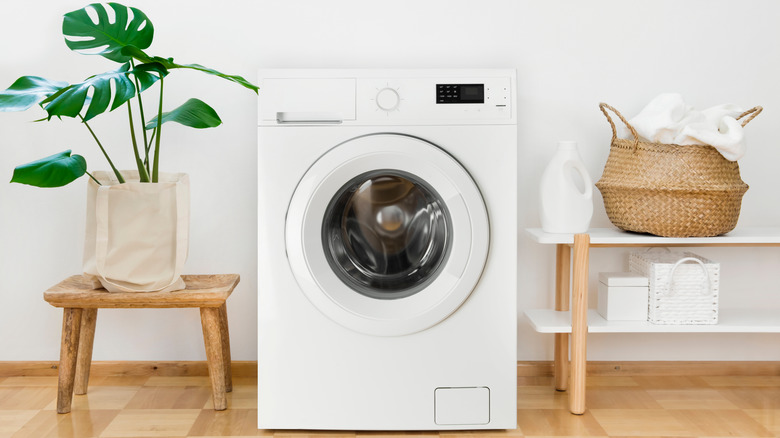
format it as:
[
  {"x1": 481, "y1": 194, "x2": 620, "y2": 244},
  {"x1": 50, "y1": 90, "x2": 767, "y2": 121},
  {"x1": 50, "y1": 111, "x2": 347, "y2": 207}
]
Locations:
[{"x1": 0, "y1": 2, "x2": 258, "y2": 186}]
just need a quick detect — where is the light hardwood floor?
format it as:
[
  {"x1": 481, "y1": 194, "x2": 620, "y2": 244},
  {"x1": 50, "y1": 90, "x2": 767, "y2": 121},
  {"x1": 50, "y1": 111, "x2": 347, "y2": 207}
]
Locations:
[{"x1": 0, "y1": 374, "x2": 778, "y2": 437}]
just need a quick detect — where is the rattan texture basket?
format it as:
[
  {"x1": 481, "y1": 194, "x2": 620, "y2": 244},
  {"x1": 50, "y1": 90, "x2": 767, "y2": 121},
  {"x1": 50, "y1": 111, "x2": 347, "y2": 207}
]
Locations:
[
  {"x1": 596, "y1": 103, "x2": 762, "y2": 237},
  {"x1": 629, "y1": 250, "x2": 719, "y2": 325}
]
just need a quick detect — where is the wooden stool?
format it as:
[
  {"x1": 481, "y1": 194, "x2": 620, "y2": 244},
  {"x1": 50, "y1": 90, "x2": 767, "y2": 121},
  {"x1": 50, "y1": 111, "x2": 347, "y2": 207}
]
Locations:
[{"x1": 43, "y1": 274, "x2": 240, "y2": 414}]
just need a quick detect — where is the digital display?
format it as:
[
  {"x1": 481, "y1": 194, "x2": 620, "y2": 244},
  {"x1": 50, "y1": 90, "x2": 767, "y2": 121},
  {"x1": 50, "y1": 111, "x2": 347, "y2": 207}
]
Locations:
[
  {"x1": 436, "y1": 84, "x2": 484, "y2": 104},
  {"x1": 459, "y1": 85, "x2": 484, "y2": 102}
]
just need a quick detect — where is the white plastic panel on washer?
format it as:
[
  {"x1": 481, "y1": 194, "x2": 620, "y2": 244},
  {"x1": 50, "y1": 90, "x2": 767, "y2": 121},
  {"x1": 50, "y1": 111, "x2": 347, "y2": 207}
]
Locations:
[
  {"x1": 434, "y1": 387, "x2": 490, "y2": 425},
  {"x1": 358, "y1": 77, "x2": 511, "y2": 122},
  {"x1": 259, "y1": 78, "x2": 356, "y2": 121}
]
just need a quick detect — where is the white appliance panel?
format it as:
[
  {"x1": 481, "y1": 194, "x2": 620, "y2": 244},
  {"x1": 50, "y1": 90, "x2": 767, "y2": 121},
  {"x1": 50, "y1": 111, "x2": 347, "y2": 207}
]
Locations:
[
  {"x1": 258, "y1": 69, "x2": 515, "y2": 126},
  {"x1": 357, "y1": 77, "x2": 512, "y2": 122},
  {"x1": 258, "y1": 69, "x2": 517, "y2": 431},
  {"x1": 259, "y1": 78, "x2": 356, "y2": 121}
]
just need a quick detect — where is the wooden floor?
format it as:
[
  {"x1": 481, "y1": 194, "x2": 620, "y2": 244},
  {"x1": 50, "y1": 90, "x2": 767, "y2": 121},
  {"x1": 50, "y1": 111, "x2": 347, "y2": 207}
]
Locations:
[{"x1": 0, "y1": 374, "x2": 778, "y2": 437}]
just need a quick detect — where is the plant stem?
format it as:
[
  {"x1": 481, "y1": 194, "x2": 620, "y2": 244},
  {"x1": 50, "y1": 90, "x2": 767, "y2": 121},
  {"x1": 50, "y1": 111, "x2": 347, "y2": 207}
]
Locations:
[
  {"x1": 127, "y1": 100, "x2": 150, "y2": 182},
  {"x1": 152, "y1": 76, "x2": 164, "y2": 183},
  {"x1": 79, "y1": 114, "x2": 125, "y2": 184},
  {"x1": 144, "y1": 127, "x2": 156, "y2": 169},
  {"x1": 130, "y1": 59, "x2": 151, "y2": 175},
  {"x1": 85, "y1": 171, "x2": 102, "y2": 186}
]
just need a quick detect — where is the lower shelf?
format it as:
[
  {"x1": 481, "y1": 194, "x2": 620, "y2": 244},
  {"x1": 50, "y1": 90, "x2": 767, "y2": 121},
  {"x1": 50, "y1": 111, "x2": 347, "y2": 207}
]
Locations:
[{"x1": 524, "y1": 309, "x2": 780, "y2": 333}]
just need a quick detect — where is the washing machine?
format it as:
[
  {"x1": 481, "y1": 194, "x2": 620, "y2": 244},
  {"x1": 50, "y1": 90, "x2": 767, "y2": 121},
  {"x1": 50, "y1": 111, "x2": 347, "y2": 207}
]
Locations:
[{"x1": 257, "y1": 69, "x2": 517, "y2": 430}]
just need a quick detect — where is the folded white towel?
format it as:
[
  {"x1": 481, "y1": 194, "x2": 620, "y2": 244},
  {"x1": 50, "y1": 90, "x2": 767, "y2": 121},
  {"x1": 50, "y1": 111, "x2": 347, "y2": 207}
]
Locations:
[{"x1": 619, "y1": 93, "x2": 746, "y2": 161}]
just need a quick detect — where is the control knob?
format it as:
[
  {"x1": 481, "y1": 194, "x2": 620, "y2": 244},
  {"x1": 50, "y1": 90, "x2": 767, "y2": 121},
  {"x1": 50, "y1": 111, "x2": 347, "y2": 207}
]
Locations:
[{"x1": 375, "y1": 87, "x2": 400, "y2": 111}]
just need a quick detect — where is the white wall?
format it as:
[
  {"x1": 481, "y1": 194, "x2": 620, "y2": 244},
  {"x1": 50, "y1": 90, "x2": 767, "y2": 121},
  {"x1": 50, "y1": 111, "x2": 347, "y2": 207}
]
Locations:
[{"x1": 1, "y1": 0, "x2": 778, "y2": 362}]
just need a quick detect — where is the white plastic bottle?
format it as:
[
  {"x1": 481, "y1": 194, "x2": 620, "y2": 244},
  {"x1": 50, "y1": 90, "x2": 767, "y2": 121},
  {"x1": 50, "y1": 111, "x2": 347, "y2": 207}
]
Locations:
[{"x1": 539, "y1": 141, "x2": 593, "y2": 233}]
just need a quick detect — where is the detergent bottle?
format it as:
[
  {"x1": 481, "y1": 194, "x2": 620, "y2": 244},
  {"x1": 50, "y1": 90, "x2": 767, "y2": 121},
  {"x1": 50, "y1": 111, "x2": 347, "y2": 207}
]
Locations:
[{"x1": 539, "y1": 141, "x2": 593, "y2": 233}]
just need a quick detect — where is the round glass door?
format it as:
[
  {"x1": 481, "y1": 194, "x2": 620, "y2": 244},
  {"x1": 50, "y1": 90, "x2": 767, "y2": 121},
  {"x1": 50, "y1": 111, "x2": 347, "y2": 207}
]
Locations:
[
  {"x1": 322, "y1": 170, "x2": 453, "y2": 300},
  {"x1": 285, "y1": 133, "x2": 489, "y2": 336}
]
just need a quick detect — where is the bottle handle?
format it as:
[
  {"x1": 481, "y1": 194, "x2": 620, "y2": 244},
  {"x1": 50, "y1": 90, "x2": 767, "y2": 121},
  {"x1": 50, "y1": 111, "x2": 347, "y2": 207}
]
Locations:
[{"x1": 566, "y1": 160, "x2": 593, "y2": 199}]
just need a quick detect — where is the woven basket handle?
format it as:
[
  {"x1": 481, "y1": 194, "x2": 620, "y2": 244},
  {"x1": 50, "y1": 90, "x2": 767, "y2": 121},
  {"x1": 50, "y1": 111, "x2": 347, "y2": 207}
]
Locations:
[
  {"x1": 667, "y1": 257, "x2": 711, "y2": 296},
  {"x1": 599, "y1": 102, "x2": 640, "y2": 146},
  {"x1": 642, "y1": 247, "x2": 672, "y2": 254},
  {"x1": 600, "y1": 103, "x2": 762, "y2": 141},
  {"x1": 737, "y1": 106, "x2": 762, "y2": 127}
]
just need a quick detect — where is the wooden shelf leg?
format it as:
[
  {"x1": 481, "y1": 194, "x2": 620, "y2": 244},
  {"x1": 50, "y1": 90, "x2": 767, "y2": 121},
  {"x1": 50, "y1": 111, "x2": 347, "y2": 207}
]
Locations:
[
  {"x1": 554, "y1": 244, "x2": 571, "y2": 391},
  {"x1": 74, "y1": 308, "x2": 98, "y2": 395},
  {"x1": 218, "y1": 302, "x2": 233, "y2": 393},
  {"x1": 201, "y1": 307, "x2": 227, "y2": 410},
  {"x1": 569, "y1": 233, "x2": 590, "y2": 415},
  {"x1": 57, "y1": 308, "x2": 83, "y2": 414}
]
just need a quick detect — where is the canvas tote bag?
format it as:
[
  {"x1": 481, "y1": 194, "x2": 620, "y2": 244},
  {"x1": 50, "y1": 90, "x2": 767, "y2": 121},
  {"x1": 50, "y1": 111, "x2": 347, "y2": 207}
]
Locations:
[{"x1": 83, "y1": 170, "x2": 189, "y2": 293}]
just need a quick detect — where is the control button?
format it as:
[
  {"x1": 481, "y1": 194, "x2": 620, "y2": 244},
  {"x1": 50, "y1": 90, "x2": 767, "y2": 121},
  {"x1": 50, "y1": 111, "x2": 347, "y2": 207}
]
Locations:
[{"x1": 376, "y1": 87, "x2": 400, "y2": 111}]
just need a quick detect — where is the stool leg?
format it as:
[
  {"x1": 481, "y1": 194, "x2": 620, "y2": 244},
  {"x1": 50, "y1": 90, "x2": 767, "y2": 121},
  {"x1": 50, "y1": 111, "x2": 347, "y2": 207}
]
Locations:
[
  {"x1": 57, "y1": 308, "x2": 83, "y2": 414},
  {"x1": 200, "y1": 307, "x2": 227, "y2": 410},
  {"x1": 74, "y1": 309, "x2": 98, "y2": 395},
  {"x1": 218, "y1": 303, "x2": 233, "y2": 393}
]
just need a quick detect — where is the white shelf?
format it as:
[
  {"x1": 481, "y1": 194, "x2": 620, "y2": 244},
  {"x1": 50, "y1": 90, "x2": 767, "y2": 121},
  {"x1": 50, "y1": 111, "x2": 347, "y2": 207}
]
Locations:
[
  {"x1": 524, "y1": 309, "x2": 780, "y2": 333},
  {"x1": 525, "y1": 227, "x2": 780, "y2": 246},
  {"x1": 525, "y1": 227, "x2": 780, "y2": 414}
]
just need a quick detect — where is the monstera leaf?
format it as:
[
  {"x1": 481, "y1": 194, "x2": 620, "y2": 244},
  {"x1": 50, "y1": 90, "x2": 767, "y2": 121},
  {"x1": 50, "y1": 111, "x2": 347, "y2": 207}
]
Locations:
[
  {"x1": 41, "y1": 63, "x2": 136, "y2": 121},
  {"x1": 121, "y1": 46, "x2": 258, "y2": 93},
  {"x1": 157, "y1": 60, "x2": 257, "y2": 93},
  {"x1": 0, "y1": 76, "x2": 69, "y2": 112},
  {"x1": 63, "y1": 3, "x2": 154, "y2": 63},
  {"x1": 167, "y1": 61, "x2": 258, "y2": 93},
  {"x1": 131, "y1": 62, "x2": 168, "y2": 93},
  {"x1": 10, "y1": 150, "x2": 87, "y2": 188},
  {"x1": 145, "y1": 98, "x2": 222, "y2": 129}
]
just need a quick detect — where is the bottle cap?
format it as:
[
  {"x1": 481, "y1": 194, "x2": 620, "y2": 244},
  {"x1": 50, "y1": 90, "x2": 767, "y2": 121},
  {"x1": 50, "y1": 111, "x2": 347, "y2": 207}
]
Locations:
[{"x1": 558, "y1": 140, "x2": 578, "y2": 150}]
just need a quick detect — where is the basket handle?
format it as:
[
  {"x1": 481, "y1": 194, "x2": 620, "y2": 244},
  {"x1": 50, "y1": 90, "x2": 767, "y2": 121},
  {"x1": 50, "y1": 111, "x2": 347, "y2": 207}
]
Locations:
[
  {"x1": 737, "y1": 106, "x2": 762, "y2": 127},
  {"x1": 600, "y1": 103, "x2": 762, "y2": 142},
  {"x1": 642, "y1": 247, "x2": 672, "y2": 254},
  {"x1": 667, "y1": 257, "x2": 711, "y2": 296},
  {"x1": 599, "y1": 102, "x2": 640, "y2": 147}
]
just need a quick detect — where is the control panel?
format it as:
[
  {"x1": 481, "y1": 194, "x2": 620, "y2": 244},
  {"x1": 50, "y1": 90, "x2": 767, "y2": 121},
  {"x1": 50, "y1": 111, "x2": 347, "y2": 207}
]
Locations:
[
  {"x1": 358, "y1": 76, "x2": 512, "y2": 123},
  {"x1": 258, "y1": 71, "x2": 515, "y2": 125},
  {"x1": 436, "y1": 84, "x2": 484, "y2": 104}
]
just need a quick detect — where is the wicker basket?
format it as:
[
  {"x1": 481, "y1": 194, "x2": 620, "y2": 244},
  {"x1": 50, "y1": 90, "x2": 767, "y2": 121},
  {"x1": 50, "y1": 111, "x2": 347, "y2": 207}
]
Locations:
[
  {"x1": 596, "y1": 103, "x2": 762, "y2": 237},
  {"x1": 629, "y1": 250, "x2": 719, "y2": 325}
]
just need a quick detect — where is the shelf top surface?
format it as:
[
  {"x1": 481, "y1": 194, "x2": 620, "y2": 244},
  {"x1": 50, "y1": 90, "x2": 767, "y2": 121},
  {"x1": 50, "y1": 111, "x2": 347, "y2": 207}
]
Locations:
[
  {"x1": 525, "y1": 227, "x2": 780, "y2": 246},
  {"x1": 524, "y1": 309, "x2": 780, "y2": 333}
]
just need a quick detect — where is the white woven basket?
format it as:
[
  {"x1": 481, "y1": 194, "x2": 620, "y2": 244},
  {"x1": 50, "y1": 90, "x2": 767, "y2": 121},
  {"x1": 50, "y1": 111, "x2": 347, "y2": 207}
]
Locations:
[{"x1": 629, "y1": 250, "x2": 719, "y2": 324}]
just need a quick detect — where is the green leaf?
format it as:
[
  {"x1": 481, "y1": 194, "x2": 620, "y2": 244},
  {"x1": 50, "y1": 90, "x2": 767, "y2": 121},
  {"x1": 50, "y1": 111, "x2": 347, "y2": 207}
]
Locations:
[
  {"x1": 0, "y1": 76, "x2": 69, "y2": 112},
  {"x1": 120, "y1": 44, "x2": 152, "y2": 61},
  {"x1": 166, "y1": 62, "x2": 258, "y2": 93},
  {"x1": 10, "y1": 150, "x2": 87, "y2": 188},
  {"x1": 63, "y1": 2, "x2": 154, "y2": 63},
  {"x1": 130, "y1": 62, "x2": 168, "y2": 93},
  {"x1": 145, "y1": 98, "x2": 222, "y2": 129},
  {"x1": 41, "y1": 63, "x2": 136, "y2": 121},
  {"x1": 120, "y1": 47, "x2": 259, "y2": 93}
]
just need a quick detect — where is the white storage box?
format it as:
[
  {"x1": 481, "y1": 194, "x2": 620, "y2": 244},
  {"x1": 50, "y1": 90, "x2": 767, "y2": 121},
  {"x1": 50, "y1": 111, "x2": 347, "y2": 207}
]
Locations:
[
  {"x1": 597, "y1": 272, "x2": 649, "y2": 321},
  {"x1": 629, "y1": 250, "x2": 719, "y2": 325}
]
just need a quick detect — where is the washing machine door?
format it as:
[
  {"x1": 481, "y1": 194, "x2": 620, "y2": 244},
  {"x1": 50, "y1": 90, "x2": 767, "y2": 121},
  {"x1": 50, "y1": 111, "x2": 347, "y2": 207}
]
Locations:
[{"x1": 286, "y1": 133, "x2": 489, "y2": 336}]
